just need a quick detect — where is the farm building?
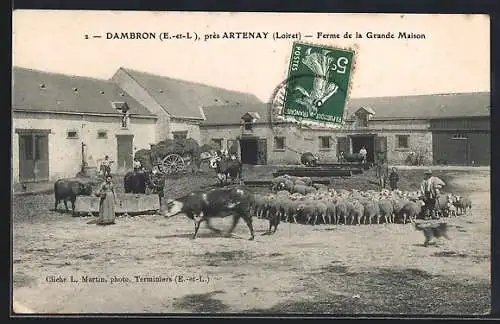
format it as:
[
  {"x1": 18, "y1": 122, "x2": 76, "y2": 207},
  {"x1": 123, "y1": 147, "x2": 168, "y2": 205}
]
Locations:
[
  {"x1": 12, "y1": 67, "x2": 157, "y2": 185},
  {"x1": 200, "y1": 92, "x2": 490, "y2": 166},
  {"x1": 111, "y1": 67, "x2": 262, "y2": 144}
]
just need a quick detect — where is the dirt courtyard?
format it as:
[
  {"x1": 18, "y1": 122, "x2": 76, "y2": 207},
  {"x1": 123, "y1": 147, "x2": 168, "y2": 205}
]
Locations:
[{"x1": 12, "y1": 168, "x2": 491, "y2": 315}]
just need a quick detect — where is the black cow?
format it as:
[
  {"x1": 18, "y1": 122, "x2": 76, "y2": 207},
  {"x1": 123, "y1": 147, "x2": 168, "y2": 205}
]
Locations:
[
  {"x1": 163, "y1": 185, "x2": 255, "y2": 240},
  {"x1": 124, "y1": 170, "x2": 151, "y2": 194},
  {"x1": 210, "y1": 156, "x2": 243, "y2": 186},
  {"x1": 300, "y1": 152, "x2": 319, "y2": 167},
  {"x1": 54, "y1": 178, "x2": 94, "y2": 213}
]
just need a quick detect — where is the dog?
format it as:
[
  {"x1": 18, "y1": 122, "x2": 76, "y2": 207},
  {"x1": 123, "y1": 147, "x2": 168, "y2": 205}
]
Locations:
[{"x1": 414, "y1": 222, "x2": 450, "y2": 247}]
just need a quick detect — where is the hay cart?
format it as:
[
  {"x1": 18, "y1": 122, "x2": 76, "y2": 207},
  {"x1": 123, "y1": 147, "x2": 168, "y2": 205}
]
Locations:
[
  {"x1": 153, "y1": 151, "x2": 216, "y2": 176},
  {"x1": 156, "y1": 153, "x2": 190, "y2": 175}
]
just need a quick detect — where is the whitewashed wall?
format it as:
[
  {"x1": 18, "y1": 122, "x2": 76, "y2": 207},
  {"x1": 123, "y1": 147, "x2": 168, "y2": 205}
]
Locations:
[
  {"x1": 169, "y1": 119, "x2": 202, "y2": 143},
  {"x1": 12, "y1": 112, "x2": 156, "y2": 184}
]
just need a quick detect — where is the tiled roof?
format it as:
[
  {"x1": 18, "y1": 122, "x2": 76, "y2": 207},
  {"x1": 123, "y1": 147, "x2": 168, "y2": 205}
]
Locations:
[
  {"x1": 345, "y1": 92, "x2": 490, "y2": 120},
  {"x1": 202, "y1": 103, "x2": 271, "y2": 126},
  {"x1": 12, "y1": 67, "x2": 156, "y2": 117},
  {"x1": 201, "y1": 91, "x2": 490, "y2": 125},
  {"x1": 118, "y1": 68, "x2": 262, "y2": 120}
]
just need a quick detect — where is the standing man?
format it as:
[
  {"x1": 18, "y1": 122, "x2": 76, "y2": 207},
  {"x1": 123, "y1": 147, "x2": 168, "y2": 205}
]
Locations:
[
  {"x1": 359, "y1": 146, "x2": 368, "y2": 165},
  {"x1": 133, "y1": 158, "x2": 142, "y2": 172},
  {"x1": 389, "y1": 167, "x2": 400, "y2": 191},
  {"x1": 420, "y1": 169, "x2": 446, "y2": 219},
  {"x1": 100, "y1": 155, "x2": 113, "y2": 178}
]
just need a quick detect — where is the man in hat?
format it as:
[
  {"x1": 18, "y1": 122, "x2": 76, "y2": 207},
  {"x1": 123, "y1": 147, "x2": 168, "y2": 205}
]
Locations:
[{"x1": 420, "y1": 169, "x2": 446, "y2": 219}]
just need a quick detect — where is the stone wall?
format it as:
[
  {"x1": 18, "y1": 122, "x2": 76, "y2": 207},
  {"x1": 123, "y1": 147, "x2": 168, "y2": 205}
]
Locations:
[{"x1": 200, "y1": 119, "x2": 433, "y2": 165}]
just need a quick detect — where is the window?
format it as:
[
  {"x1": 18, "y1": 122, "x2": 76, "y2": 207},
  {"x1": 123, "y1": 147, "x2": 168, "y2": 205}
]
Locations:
[
  {"x1": 396, "y1": 135, "x2": 410, "y2": 149},
  {"x1": 67, "y1": 130, "x2": 79, "y2": 139},
  {"x1": 319, "y1": 136, "x2": 331, "y2": 149},
  {"x1": 172, "y1": 131, "x2": 188, "y2": 141},
  {"x1": 212, "y1": 138, "x2": 223, "y2": 150},
  {"x1": 274, "y1": 137, "x2": 285, "y2": 151},
  {"x1": 243, "y1": 121, "x2": 253, "y2": 131},
  {"x1": 358, "y1": 114, "x2": 369, "y2": 127},
  {"x1": 452, "y1": 134, "x2": 468, "y2": 140},
  {"x1": 97, "y1": 131, "x2": 108, "y2": 139}
]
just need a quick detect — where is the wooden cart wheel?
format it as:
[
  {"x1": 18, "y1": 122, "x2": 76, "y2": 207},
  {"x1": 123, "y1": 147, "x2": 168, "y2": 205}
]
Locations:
[{"x1": 161, "y1": 154, "x2": 185, "y2": 175}]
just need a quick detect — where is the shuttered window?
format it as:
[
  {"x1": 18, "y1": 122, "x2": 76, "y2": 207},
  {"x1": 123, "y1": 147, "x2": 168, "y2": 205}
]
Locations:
[
  {"x1": 319, "y1": 136, "x2": 331, "y2": 149},
  {"x1": 396, "y1": 135, "x2": 409, "y2": 149},
  {"x1": 67, "y1": 130, "x2": 79, "y2": 139},
  {"x1": 97, "y1": 131, "x2": 108, "y2": 139},
  {"x1": 274, "y1": 137, "x2": 285, "y2": 150}
]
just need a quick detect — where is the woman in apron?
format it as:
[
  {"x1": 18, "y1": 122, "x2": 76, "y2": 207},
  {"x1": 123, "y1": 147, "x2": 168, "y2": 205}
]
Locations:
[{"x1": 96, "y1": 175, "x2": 117, "y2": 225}]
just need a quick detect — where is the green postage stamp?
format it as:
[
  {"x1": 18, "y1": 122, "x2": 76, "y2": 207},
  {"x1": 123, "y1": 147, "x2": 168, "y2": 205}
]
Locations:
[{"x1": 282, "y1": 42, "x2": 355, "y2": 126}]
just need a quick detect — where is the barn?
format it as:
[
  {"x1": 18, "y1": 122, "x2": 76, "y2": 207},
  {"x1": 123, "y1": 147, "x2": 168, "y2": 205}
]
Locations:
[
  {"x1": 346, "y1": 92, "x2": 490, "y2": 166},
  {"x1": 12, "y1": 67, "x2": 157, "y2": 186},
  {"x1": 200, "y1": 92, "x2": 490, "y2": 166},
  {"x1": 111, "y1": 67, "x2": 262, "y2": 144}
]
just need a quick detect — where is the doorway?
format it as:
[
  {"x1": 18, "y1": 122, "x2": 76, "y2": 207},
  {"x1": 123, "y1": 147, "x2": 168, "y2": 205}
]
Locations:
[
  {"x1": 350, "y1": 135, "x2": 375, "y2": 163},
  {"x1": 116, "y1": 135, "x2": 134, "y2": 170},
  {"x1": 18, "y1": 130, "x2": 50, "y2": 182},
  {"x1": 240, "y1": 138, "x2": 258, "y2": 165}
]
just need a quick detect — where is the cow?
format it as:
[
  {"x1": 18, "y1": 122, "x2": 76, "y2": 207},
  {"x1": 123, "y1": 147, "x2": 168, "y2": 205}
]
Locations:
[
  {"x1": 163, "y1": 185, "x2": 255, "y2": 240},
  {"x1": 210, "y1": 156, "x2": 243, "y2": 186},
  {"x1": 124, "y1": 170, "x2": 149, "y2": 194},
  {"x1": 300, "y1": 152, "x2": 319, "y2": 167},
  {"x1": 339, "y1": 152, "x2": 366, "y2": 164},
  {"x1": 54, "y1": 178, "x2": 94, "y2": 213}
]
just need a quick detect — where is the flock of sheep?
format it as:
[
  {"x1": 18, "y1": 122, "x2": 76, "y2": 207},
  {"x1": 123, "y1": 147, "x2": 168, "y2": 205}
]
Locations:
[{"x1": 251, "y1": 174, "x2": 473, "y2": 229}]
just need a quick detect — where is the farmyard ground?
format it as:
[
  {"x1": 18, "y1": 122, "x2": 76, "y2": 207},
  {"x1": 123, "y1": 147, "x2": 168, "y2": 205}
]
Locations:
[{"x1": 12, "y1": 166, "x2": 490, "y2": 314}]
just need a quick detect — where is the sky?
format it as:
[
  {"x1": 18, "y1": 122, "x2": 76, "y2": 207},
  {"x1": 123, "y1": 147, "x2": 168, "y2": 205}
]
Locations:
[{"x1": 12, "y1": 11, "x2": 490, "y2": 102}]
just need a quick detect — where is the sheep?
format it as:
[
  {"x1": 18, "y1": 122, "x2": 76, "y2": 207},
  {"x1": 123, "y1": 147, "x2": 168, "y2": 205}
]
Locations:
[
  {"x1": 276, "y1": 190, "x2": 290, "y2": 197},
  {"x1": 297, "y1": 177, "x2": 313, "y2": 186},
  {"x1": 445, "y1": 201, "x2": 457, "y2": 217},
  {"x1": 325, "y1": 200, "x2": 336, "y2": 224},
  {"x1": 265, "y1": 196, "x2": 290, "y2": 233},
  {"x1": 310, "y1": 201, "x2": 328, "y2": 225},
  {"x1": 271, "y1": 176, "x2": 288, "y2": 191},
  {"x1": 282, "y1": 174, "x2": 299, "y2": 183},
  {"x1": 391, "y1": 198, "x2": 407, "y2": 222},
  {"x1": 296, "y1": 200, "x2": 316, "y2": 224},
  {"x1": 400, "y1": 200, "x2": 425, "y2": 224},
  {"x1": 455, "y1": 196, "x2": 472, "y2": 215},
  {"x1": 349, "y1": 200, "x2": 365, "y2": 225},
  {"x1": 251, "y1": 194, "x2": 266, "y2": 218},
  {"x1": 313, "y1": 183, "x2": 329, "y2": 192},
  {"x1": 378, "y1": 199, "x2": 394, "y2": 224},
  {"x1": 256, "y1": 187, "x2": 468, "y2": 227},
  {"x1": 335, "y1": 199, "x2": 350, "y2": 225},
  {"x1": 282, "y1": 199, "x2": 301, "y2": 223},
  {"x1": 262, "y1": 195, "x2": 277, "y2": 219},
  {"x1": 278, "y1": 179, "x2": 295, "y2": 192},
  {"x1": 293, "y1": 180, "x2": 307, "y2": 186},
  {"x1": 362, "y1": 199, "x2": 381, "y2": 225},
  {"x1": 292, "y1": 184, "x2": 317, "y2": 195}
]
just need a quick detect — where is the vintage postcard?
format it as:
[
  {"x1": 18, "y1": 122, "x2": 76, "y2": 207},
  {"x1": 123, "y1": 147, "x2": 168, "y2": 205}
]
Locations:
[{"x1": 11, "y1": 11, "x2": 491, "y2": 315}]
